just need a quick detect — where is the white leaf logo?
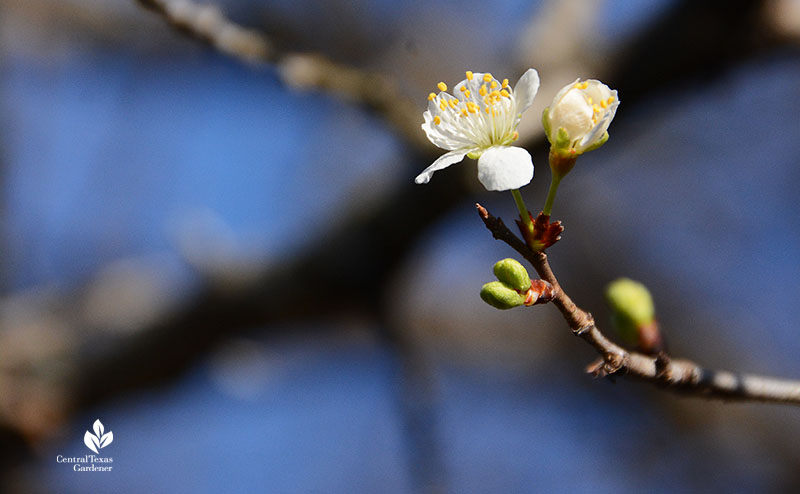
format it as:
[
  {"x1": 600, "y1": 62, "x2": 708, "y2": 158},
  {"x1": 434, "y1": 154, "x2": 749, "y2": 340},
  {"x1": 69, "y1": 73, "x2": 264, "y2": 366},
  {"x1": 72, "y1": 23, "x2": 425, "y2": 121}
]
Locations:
[{"x1": 84, "y1": 419, "x2": 113, "y2": 453}]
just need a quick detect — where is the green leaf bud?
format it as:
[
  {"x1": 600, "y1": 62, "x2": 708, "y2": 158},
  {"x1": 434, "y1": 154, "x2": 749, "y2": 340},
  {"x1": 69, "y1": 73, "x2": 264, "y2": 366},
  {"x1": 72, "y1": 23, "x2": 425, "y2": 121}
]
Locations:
[
  {"x1": 492, "y1": 258, "x2": 531, "y2": 292},
  {"x1": 605, "y1": 278, "x2": 655, "y2": 344},
  {"x1": 480, "y1": 281, "x2": 526, "y2": 310}
]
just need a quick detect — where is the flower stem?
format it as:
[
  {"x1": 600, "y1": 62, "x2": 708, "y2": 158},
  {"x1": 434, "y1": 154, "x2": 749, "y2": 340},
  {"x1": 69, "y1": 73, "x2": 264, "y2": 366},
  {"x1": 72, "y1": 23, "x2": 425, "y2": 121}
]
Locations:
[
  {"x1": 511, "y1": 189, "x2": 533, "y2": 232},
  {"x1": 542, "y1": 175, "x2": 562, "y2": 217}
]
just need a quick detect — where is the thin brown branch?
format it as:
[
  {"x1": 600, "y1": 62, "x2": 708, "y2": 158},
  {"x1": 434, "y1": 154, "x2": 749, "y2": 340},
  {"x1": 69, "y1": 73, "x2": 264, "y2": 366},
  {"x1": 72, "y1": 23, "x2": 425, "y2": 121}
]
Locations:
[
  {"x1": 134, "y1": 0, "x2": 429, "y2": 150},
  {"x1": 476, "y1": 203, "x2": 800, "y2": 406}
]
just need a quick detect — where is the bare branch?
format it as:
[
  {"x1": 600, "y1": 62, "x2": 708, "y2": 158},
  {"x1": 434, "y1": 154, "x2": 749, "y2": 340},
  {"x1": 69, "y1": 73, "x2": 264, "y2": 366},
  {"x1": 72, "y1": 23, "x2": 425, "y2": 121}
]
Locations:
[{"x1": 477, "y1": 204, "x2": 800, "y2": 406}]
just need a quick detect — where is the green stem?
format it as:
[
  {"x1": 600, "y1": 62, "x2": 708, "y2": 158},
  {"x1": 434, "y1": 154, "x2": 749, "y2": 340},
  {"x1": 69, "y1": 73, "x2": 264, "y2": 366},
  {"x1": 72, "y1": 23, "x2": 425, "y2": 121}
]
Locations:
[
  {"x1": 511, "y1": 189, "x2": 533, "y2": 232},
  {"x1": 542, "y1": 175, "x2": 562, "y2": 217}
]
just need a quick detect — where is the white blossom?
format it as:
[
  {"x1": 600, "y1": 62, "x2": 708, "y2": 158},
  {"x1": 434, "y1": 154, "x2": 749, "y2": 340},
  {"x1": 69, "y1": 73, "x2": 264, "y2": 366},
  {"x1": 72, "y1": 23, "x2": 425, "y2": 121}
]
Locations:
[
  {"x1": 544, "y1": 79, "x2": 619, "y2": 155},
  {"x1": 415, "y1": 69, "x2": 539, "y2": 191}
]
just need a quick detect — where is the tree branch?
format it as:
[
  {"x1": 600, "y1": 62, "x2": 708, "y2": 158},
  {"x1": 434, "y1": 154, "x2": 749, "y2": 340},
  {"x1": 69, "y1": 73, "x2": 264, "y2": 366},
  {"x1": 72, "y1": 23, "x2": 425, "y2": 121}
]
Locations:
[{"x1": 476, "y1": 203, "x2": 800, "y2": 406}]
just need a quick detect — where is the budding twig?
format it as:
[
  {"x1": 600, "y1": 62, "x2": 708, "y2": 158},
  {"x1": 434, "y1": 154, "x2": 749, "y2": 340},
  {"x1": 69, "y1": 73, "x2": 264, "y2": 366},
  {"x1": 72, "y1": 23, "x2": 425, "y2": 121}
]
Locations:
[{"x1": 477, "y1": 203, "x2": 800, "y2": 406}]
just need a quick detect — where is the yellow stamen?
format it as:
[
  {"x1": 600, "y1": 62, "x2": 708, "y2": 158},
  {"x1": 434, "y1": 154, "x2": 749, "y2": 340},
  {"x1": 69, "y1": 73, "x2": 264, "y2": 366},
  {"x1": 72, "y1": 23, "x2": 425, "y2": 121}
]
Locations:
[
  {"x1": 464, "y1": 90, "x2": 471, "y2": 98},
  {"x1": 483, "y1": 73, "x2": 493, "y2": 82},
  {"x1": 433, "y1": 115, "x2": 441, "y2": 125},
  {"x1": 573, "y1": 81, "x2": 588, "y2": 90},
  {"x1": 461, "y1": 109, "x2": 468, "y2": 117},
  {"x1": 437, "y1": 81, "x2": 447, "y2": 91},
  {"x1": 490, "y1": 81, "x2": 498, "y2": 89},
  {"x1": 607, "y1": 96, "x2": 615, "y2": 104},
  {"x1": 479, "y1": 85, "x2": 487, "y2": 96},
  {"x1": 427, "y1": 93, "x2": 436, "y2": 101},
  {"x1": 586, "y1": 97, "x2": 593, "y2": 105},
  {"x1": 449, "y1": 99, "x2": 458, "y2": 109},
  {"x1": 593, "y1": 104, "x2": 601, "y2": 113},
  {"x1": 600, "y1": 100, "x2": 608, "y2": 109},
  {"x1": 500, "y1": 89, "x2": 510, "y2": 98},
  {"x1": 502, "y1": 79, "x2": 509, "y2": 88},
  {"x1": 439, "y1": 101, "x2": 447, "y2": 111},
  {"x1": 466, "y1": 71, "x2": 474, "y2": 81}
]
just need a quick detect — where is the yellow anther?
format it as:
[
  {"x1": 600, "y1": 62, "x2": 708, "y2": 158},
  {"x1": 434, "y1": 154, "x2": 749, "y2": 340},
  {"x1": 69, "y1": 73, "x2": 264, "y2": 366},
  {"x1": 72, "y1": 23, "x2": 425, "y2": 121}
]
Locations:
[
  {"x1": 593, "y1": 104, "x2": 601, "y2": 113},
  {"x1": 479, "y1": 85, "x2": 487, "y2": 96},
  {"x1": 490, "y1": 81, "x2": 498, "y2": 89},
  {"x1": 464, "y1": 90, "x2": 471, "y2": 98},
  {"x1": 607, "y1": 96, "x2": 615, "y2": 104},
  {"x1": 466, "y1": 102, "x2": 478, "y2": 113},
  {"x1": 600, "y1": 99, "x2": 608, "y2": 109},
  {"x1": 500, "y1": 89, "x2": 510, "y2": 98},
  {"x1": 428, "y1": 93, "x2": 436, "y2": 101},
  {"x1": 449, "y1": 99, "x2": 458, "y2": 109},
  {"x1": 485, "y1": 107, "x2": 490, "y2": 114},
  {"x1": 573, "y1": 81, "x2": 588, "y2": 90},
  {"x1": 501, "y1": 79, "x2": 509, "y2": 88},
  {"x1": 433, "y1": 115, "x2": 441, "y2": 125},
  {"x1": 483, "y1": 73, "x2": 493, "y2": 82},
  {"x1": 586, "y1": 97, "x2": 593, "y2": 105},
  {"x1": 466, "y1": 71, "x2": 474, "y2": 81},
  {"x1": 439, "y1": 101, "x2": 447, "y2": 111},
  {"x1": 437, "y1": 81, "x2": 447, "y2": 91},
  {"x1": 459, "y1": 86, "x2": 466, "y2": 92},
  {"x1": 490, "y1": 90, "x2": 500, "y2": 99},
  {"x1": 461, "y1": 109, "x2": 468, "y2": 117}
]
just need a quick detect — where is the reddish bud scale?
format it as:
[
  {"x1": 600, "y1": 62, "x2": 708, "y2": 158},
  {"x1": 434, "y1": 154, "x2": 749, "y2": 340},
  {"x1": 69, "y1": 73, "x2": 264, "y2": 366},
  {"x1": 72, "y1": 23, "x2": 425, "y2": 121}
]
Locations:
[
  {"x1": 637, "y1": 320, "x2": 665, "y2": 356},
  {"x1": 523, "y1": 279, "x2": 556, "y2": 306},
  {"x1": 516, "y1": 212, "x2": 564, "y2": 252}
]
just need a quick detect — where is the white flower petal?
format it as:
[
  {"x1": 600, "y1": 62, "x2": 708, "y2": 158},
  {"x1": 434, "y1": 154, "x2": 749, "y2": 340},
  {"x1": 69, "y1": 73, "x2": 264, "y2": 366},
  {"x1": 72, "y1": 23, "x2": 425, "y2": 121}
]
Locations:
[
  {"x1": 583, "y1": 79, "x2": 614, "y2": 103},
  {"x1": 549, "y1": 78, "x2": 580, "y2": 110},
  {"x1": 414, "y1": 150, "x2": 471, "y2": 184},
  {"x1": 512, "y1": 68, "x2": 540, "y2": 114},
  {"x1": 578, "y1": 89, "x2": 619, "y2": 150},
  {"x1": 476, "y1": 146, "x2": 534, "y2": 191},
  {"x1": 548, "y1": 88, "x2": 593, "y2": 141}
]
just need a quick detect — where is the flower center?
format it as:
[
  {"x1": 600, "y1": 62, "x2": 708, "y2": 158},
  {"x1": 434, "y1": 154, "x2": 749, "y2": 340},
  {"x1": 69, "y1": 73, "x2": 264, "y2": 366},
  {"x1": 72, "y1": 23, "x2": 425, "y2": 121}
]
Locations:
[{"x1": 430, "y1": 71, "x2": 521, "y2": 149}]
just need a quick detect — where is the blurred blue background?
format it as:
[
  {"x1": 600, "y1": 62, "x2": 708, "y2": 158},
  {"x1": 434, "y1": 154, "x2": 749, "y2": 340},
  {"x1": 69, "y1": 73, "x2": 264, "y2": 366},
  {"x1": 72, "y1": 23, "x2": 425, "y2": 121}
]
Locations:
[{"x1": 2, "y1": 0, "x2": 800, "y2": 492}]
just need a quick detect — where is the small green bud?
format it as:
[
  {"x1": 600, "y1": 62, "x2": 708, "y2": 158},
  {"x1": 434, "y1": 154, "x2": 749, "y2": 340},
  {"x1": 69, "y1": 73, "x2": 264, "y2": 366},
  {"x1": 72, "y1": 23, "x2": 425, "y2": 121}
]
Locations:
[
  {"x1": 605, "y1": 278, "x2": 655, "y2": 344},
  {"x1": 480, "y1": 281, "x2": 526, "y2": 310},
  {"x1": 493, "y1": 258, "x2": 531, "y2": 292}
]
